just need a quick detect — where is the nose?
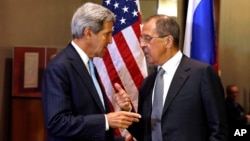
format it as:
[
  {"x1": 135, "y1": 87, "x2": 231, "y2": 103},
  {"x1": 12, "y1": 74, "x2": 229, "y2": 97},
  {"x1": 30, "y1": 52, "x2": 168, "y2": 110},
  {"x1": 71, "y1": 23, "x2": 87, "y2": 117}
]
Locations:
[
  {"x1": 139, "y1": 40, "x2": 147, "y2": 48},
  {"x1": 108, "y1": 35, "x2": 113, "y2": 44}
]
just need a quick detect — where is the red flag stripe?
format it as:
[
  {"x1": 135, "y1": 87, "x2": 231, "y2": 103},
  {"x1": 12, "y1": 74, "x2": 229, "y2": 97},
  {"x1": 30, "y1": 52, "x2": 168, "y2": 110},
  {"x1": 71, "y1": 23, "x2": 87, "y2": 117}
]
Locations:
[
  {"x1": 94, "y1": 39, "x2": 139, "y2": 107},
  {"x1": 98, "y1": 0, "x2": 147, "y2": 137},
  {"x1": 131, "y1": 15, "x2": 142, "y2": 39},
  {"x1": 105, "y1": 38, "x2": 140, "y2": 110},
  {"x1": 113, "y1": 32, "x2": 144, "y2": 89},
  {"x1": 122, "y1": 22, "x2": 147, "y2": 83},
  {"x1": 102, "y1": 49, "x2": 123, "y2": 91}
]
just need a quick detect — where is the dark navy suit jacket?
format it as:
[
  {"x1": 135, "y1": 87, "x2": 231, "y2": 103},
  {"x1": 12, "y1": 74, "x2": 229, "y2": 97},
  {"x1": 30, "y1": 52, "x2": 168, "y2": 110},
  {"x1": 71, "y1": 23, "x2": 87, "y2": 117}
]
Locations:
[
  {"x1": 42, "y1": 43, "x2": 123, "y2": 141},
  {"x1": 128, "y1": 55, "x2": 228, "y2": 141}
]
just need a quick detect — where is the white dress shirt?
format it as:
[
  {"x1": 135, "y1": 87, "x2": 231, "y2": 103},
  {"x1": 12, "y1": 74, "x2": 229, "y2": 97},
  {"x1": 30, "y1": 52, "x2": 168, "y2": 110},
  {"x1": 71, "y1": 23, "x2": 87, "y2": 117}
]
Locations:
[
  {"x1": 152, "y1": 50, "x2": 182, "y2": 106},
  {"x1": 71, "y1": 41, "x2": 109, "y2": 131}
]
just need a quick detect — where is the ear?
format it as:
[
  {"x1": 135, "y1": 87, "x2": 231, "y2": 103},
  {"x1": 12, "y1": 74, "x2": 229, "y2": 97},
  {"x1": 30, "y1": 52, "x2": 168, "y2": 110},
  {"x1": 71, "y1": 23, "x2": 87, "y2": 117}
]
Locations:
[
  {"x1": 83, "y1": 27, "x2": 92, "y2": 38},
  {"x1": 165, "y1": 35, "x2": 174, "y2": 48}
]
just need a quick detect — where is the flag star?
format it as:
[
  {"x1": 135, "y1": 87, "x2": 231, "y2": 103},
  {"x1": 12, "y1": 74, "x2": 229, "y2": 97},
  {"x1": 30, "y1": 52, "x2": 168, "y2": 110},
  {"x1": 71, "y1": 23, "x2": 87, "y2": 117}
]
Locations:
[
  {"x1": 103, "y1": 0, "x2": 140, "y2": 34},
  {"x1": 114, "y1": 2, "x2": 119, "y2": 9},
  {"x1": 105, "y1": 0, "x2": 111, "y2": 5},
  {"x1": 132, "y1": 10, "x2": 138, "y2": 17},
  {"x1": 120, "y1": 17, "x2": 126, "y2": 24},
  {"x1": 122, "y1": 6, "x2": 129, "y2": 13}
]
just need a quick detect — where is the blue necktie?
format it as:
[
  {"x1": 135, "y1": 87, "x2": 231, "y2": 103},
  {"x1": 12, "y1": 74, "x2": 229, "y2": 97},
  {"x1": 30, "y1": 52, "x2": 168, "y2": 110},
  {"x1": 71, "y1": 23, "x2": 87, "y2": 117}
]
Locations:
[
  {"x1": 151, "y1": 68, "x2": 164, "y2": 141},
  {"x1": 88, "y1": 59, "x2": 105, "y2": 109}
]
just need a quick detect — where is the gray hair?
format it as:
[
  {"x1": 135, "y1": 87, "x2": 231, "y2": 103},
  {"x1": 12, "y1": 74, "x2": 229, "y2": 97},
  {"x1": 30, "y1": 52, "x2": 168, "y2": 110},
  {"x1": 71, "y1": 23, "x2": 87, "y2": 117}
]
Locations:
[
  {"x1": 144, "y1": 14, "x2": 180, "y2": 47},
  {"x1": 71, "y1": 2, "x2": 115, "y2": 38}
]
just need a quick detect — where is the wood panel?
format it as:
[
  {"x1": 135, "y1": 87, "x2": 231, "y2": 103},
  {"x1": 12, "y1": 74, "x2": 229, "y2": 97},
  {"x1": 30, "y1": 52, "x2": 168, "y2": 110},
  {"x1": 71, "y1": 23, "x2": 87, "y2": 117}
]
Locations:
[{"x1": 11, "y1": 98, "x2": 45, "y2": 141}]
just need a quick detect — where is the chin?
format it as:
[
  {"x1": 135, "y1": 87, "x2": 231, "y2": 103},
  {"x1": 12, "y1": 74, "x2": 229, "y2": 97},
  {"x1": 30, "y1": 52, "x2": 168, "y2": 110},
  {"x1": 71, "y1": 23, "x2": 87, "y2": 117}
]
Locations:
[
  {"x1": 145, "y1": 57, "x2": 153, "y2": 64},
  {"x1": 99, "y1": 52, "x2": 106, "y2": 57}
]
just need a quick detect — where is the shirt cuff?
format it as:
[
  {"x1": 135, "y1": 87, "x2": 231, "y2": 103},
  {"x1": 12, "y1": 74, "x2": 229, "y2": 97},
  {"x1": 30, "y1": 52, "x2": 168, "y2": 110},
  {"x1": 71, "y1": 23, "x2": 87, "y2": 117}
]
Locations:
[{"x1": 104, "y1": 114, "x2": 109, "y2": 131}]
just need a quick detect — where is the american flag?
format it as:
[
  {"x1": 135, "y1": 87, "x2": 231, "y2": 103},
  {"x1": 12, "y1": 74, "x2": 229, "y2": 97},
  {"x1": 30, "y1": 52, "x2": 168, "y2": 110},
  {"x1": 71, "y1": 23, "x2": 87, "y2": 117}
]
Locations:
[
  {"x1": 94, "y1": 0, "x2": 147, "y2": 136},
  {"x1": 94, "y1": 0, "x2": 147, "y2": 117}
]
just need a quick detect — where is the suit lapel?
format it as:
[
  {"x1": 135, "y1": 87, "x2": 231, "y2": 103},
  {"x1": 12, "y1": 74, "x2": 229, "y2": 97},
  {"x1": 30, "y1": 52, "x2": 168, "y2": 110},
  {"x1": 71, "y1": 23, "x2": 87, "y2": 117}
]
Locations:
[
  {"x1": 141, "y1": 71, "x2": 157, "y2": 118},
  {"x1": 65, "y1": 44, "x2": 106, "y2": 113},
  {"x1": 162, "y1": 56, "x2": 191, "y2": 114}
]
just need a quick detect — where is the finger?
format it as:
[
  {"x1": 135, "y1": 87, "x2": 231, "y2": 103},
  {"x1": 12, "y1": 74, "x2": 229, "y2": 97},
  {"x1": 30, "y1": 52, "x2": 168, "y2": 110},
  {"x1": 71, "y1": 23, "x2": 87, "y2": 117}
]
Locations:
[
  {"x1": 128, "y1": 116, "x2": 140, "y2": 122},
  {"x1": 120, "y1": 120, "x2": 134, "y2": 128},
  {"x1": 129, "y1": 112, "x2": 141, "y2": 119},
  {"x1": 120, "y1": 124, "x2": 129, "y2": 129},
  {"x1": 114, "y1": 84, "x2": 128, "y2": 96},
  {"x1": 123, "y1": 116, "x2": 140, "y2": 124},
  {"x1": 115, "y1": 96, "x2": 129, "y2": 105},
  {"x1": 122, "y1": 111, "x2": 141, "y2": 119},
  {"x1": 114, "y1": 83, "x2": 123, "y2": 92},
  {"x1": 122, "y1": 120, "x2": 133, "y2": 126},
  {"x1": 125, "y1": 97, "x2": 130, "y2": 102}
]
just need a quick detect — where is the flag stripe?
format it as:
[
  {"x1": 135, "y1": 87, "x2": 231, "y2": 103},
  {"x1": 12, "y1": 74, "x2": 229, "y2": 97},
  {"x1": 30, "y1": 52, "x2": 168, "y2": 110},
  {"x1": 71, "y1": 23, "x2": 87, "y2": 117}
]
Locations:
[
  {"x1": 102, "y1": 49, "x2": 123, "y2": 90},
  {"x1": 184, "y1": 0, "x2": 216, "y2": 65},
  {"x1": 123, "y1": 21, "x2": 148, "y2": 78},
  {"x1": 94, "y1": 58, "x2": 114, "y2": 100},
  {"x1": 107, "y1": 37, "x2": 139, "y2": 108},
  {"x1": 94, "y1": 31, "x2": 142, "y2": 110},
  {"x1": 114, "y1": 31, "x2": 144, "y2": 90}
]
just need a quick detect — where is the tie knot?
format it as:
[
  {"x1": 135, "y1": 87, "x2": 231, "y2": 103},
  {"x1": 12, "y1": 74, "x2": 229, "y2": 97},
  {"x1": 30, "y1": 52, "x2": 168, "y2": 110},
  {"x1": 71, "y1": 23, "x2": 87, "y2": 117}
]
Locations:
[
  {"x1": 88, "y1": 59, "x2": 93, "y2": 67},
  {"x1": 88, "y1": 59, "x2": 94, "y2": 68},
  {"x1": 88, "y1": 59, "x2": 95, "y2": 75},
  {"x1": 158, "y1": 67, "x2": 165, "y2": 76}
]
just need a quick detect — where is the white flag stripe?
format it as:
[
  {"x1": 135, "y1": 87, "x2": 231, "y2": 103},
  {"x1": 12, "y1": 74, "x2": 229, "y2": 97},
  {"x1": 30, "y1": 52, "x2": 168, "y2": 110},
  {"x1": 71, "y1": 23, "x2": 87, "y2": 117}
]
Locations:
[
  {"x1": 108, "y1": 39, "x2": 139, "y2": 109},
  {"x1": 101, "y1": 0, "x2": 147, "y2": 137},
  {"x1": 183, "y1": 0, "x2": 201, "y2": 57},
  {"x1": 95, "y1": 34, "x2": 141, "y2": 111},
  {"x1": 95, "y1": 38, "x2": 139, "y2": 110},
  {"x1": 136, "y1": 0, "x2": 140, "y2": 12},
  {"x1": 122, "y1": 26, "x2": 148, "y2": 78},
  {"x1": 94, "y1": 58, "x2": 114, "y2": 100}
]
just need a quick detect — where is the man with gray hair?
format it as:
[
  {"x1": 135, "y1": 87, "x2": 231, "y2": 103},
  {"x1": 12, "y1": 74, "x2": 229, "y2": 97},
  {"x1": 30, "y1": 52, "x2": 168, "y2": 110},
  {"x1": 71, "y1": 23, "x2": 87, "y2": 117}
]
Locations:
[
  {"x1": 41, "y1": 2, "x2": 141, "y2": 141},
  {"x1": 114, "y1": 14, "x2": 228, "y2": 141}
]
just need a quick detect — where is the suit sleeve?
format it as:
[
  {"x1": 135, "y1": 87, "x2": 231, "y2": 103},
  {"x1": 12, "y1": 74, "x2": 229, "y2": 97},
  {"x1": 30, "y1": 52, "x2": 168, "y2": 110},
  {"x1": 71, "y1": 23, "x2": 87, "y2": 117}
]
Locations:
[
  {"x1": 201, "y1": 66, "x2": 228, "y2": 141},
  {"x1": 127, "y1": 74, "x2": 156, "y2": 141},
  {"x1": 41, "y1": 63, "x2": 106, "y2": 140}
]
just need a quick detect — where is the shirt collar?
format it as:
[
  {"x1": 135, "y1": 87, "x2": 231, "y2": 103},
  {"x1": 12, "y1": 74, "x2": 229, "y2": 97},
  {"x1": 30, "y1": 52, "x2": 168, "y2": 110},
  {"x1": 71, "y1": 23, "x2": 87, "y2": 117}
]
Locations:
[
  {"x1": 71, "y1": 41, "x2": 89, "y2": 62},
  {"x1": 161, "y1": 50, "x2": 182, "y2": 75},
  {"x1": 71, "y1": 41, "x2": 90, "y2": 72}
]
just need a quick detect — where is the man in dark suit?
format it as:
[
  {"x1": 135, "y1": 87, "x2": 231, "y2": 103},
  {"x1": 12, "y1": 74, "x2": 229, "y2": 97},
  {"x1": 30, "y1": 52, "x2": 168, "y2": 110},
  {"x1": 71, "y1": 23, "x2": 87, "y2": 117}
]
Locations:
[
  {"x1": 114, "y1": 14, "x2": 228, "y2": 141},
  {"x1": 41, "y1": 2, "x2": 141, "y2": 141},
  {"x1": 225, "y1": 84, "x2": 250, "y2": 141}
]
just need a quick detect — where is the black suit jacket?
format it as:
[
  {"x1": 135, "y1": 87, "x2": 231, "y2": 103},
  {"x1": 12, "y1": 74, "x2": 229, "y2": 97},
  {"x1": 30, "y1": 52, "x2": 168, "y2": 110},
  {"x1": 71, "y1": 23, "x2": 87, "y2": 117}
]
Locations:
[
  {"x1": 128, "y1": 55, "x2": 228, "y2": 141},
  {"x1": 225, "y1": 97, "x2": 247, "y2": 128},
  {"x1": 42, "y1": 43, "x2": 123, "y2": 141}
]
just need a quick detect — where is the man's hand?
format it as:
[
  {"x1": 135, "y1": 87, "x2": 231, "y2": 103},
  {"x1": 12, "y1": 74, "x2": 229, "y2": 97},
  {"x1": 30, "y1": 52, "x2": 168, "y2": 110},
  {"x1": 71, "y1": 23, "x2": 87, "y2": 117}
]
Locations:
[
  {"x1": 114, "y1": 83, "x2": 132, "y2": 111},
  {"x1": 107, "y1": 111, "x2": 141, "y2": 129}
]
